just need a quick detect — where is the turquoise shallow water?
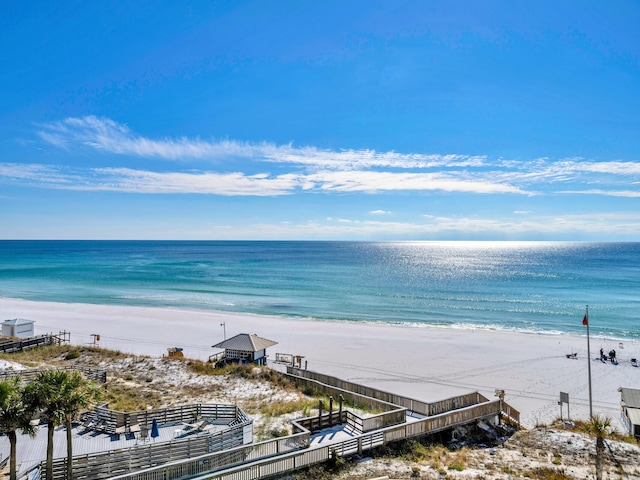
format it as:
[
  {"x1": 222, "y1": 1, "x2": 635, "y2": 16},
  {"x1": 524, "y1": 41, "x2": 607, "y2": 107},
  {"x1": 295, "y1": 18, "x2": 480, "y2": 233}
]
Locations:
[{"x1": 0, "y1": 240, "x2": 638, "y2": 339}]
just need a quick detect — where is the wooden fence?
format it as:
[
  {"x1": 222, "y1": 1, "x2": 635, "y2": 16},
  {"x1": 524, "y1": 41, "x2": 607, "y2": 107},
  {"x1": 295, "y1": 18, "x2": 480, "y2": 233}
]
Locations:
[
  {"x1": 287, "y1": 367, "x2": 498, "y2": 419},
  {"x1": 20, "y1": 366, "x2": 518, "y2": 480},
  {"x1": 284, "y1": 369, "x2": 400, "y2": 413},
  {"x1": 108, "y1": 432, "x2": 311, "y2": 480},
  {"x1": 0, "y1": 332, "x2": 69, "y2": 354},
  {"x1": 284, "y1": 370, "x2": 409, "y2": 435},
  {"x1": 187, "y1": 400, "x2": 505, "y2": 480},
  {"x1": 39, "y1": 404, "x2": 252, "y2": 480},
  {"x1": 291, "y1": 411, "x2": 347, "y2": 433},
  {"x1": 0, "y1": 366, "x2": 107, "y2": 384},
  {"x1": 42, "y1": 428, "x2": 248, "y2": 480},
  {"x1": 88, "y1": 404, "x2": 248, "y2": 435},
  {"x1": 137, "y1": 367, "x2": 515, "y2": 480}
]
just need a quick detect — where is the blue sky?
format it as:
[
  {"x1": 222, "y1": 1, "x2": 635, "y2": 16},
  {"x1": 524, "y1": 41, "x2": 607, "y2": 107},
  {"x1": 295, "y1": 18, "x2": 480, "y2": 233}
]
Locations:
[{"x1": 1, "y1": 1, "x2": 639, "y2": 240}]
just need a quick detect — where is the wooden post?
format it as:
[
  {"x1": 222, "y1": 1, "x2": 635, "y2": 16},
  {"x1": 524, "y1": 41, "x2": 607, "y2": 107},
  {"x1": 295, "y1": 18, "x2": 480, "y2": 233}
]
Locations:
[
  {"x1": 329, "y1": 396, "x2": 333, "y2": 426},
  {"x1": 318, "y1": 400, "x2": 323, "y2": 429}
]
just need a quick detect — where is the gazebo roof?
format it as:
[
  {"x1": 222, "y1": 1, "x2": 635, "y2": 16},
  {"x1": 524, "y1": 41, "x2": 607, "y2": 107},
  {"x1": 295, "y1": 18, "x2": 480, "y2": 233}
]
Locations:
[{"x1": 212, "y1": 333, "x2": 278, "y2": 352}]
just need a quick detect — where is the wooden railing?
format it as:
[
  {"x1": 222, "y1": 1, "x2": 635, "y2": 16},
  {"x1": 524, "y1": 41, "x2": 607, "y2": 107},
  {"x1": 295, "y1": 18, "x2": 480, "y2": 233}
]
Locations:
[
  {"x1": 108, "y1": 431, "x2": 311, "y2": 480},
  {"x1": 40, "y1": 423, "x2": 248, "y2": 480},
  {"x1": 22, "y1": 366, "x2": 518, "y2": 480},
  {"x1": 39, "y1": 404, "x2": 252, "y2": 480},
  {"x1": 288, "y1": 367, "x2": 519, "y2": 426},
  {"x1": 500, "y1": 400, "x2": 521, "y2": 426},
  {"x1": 285, "y1": 368, "x2": 399, "y2": 413},
  {"x1": 283, "y1": 369, "x2": 408, "y2": 435},
  {"x1": 86, "y1": 403, "x2": 248, "y2": 435},
  {"x1": 0, "y1": 332, "x2": 68, "y2": 354},
  {"x1": 0, "y1": 366, "x2": 107, "y2": 384},
  {"x1": 187, "y1": 400, "x2": 505, "y2": 480},
  {"x1": 292, "y1": 411, "x2": 347, "y2": 433},
  {"x1": 286, "y1": 367, "x2": 484, "y2": 417}
]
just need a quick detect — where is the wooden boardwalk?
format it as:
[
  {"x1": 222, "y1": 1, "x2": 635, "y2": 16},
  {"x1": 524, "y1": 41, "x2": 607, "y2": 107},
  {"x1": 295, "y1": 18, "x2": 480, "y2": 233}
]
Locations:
[
  {"x1": 101, "y1": 367, "x2": 520, "y2": 480},
  {"x1": 4, "y1": 366, "x2": 519, "y2": 480},
  {"x1": 0, "y1": 404, "x2": 252, "y2": 480}
]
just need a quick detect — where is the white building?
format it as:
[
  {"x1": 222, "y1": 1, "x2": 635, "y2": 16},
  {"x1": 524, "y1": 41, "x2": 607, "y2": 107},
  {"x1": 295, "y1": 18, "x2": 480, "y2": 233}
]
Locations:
[
  {"x1": 619, "y1": 387, "x2": 640, "y2": 438},
  {"x1": 211, "y1": 333, "x2": 277, "y2": 366},
  {"x1": 1, "y1": 318, "x2": 35, "y2": 338}
]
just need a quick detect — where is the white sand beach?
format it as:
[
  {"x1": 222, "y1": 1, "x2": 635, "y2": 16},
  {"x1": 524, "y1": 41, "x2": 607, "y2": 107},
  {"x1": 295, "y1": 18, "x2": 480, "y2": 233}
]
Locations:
[{"x1": 2, "y1": 297, "x2": 638, "y2": 431}]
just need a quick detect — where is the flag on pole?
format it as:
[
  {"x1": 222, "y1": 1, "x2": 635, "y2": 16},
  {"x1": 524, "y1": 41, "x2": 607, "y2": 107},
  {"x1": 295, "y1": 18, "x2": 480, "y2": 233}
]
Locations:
[{"x1": 583, "y1": 314, "x2": 588, "y2": 326}]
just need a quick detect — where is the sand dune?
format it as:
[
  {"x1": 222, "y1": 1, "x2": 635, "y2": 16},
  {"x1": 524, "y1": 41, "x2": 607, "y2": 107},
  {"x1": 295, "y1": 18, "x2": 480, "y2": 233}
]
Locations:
[{"x1": 2, "y1": 297, "x2": 637, "y2": 431}]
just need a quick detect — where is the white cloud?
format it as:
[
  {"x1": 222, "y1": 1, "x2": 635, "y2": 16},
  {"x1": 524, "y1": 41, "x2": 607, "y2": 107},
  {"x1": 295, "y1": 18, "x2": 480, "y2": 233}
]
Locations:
[
  {"x1": 559, "y1": 189, "x2": 640, "y2": 198},
  {"x1": 269, "y1": 146, "x2": 487, "y2": 170},
  {"x1": 0, "y1": 163, "x2": 525, "y2": 196},
  {"x1": 369, "y1": 209, "x2": 390, "y2": 215},
  {"x1": 0, "y1": 163, "x2": 299, "y2": 196},
  {"x1": 212, "y1": 212, "x2": 640, "y2": 240},
  {"x1": 91, "y1": 168, "x2": 302, "y2": 196},
  {"x1": 38, "y1": 116, "x2": 267, "y2": 160},
  {"x1": 37, "y1": 116, "x2": 486, "y2": 170},
  {"x1": 307, "y1": 170, "x2": 526, "y2": 194},
  {"x1": 23, "y1": 116, "x2": 640, "y2": 199}
]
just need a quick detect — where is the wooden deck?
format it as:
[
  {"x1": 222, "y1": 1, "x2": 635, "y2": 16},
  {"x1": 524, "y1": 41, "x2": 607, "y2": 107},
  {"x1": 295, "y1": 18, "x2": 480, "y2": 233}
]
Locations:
[
  {"x1": 91, "y1": 368, "x2": 520, "y2": 480},
  {"x1": 0, "y1": 404, "x2": 251, "y2": 480},
  {"x1": 3, "y1": 366, "x2": 519, "y2": 480}
]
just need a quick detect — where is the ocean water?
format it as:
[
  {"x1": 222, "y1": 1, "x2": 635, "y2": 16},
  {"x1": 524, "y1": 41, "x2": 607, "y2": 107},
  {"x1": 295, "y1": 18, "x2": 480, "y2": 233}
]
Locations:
[{"x1": 0, "y1": 240, "x2": 638, "y2": 339}]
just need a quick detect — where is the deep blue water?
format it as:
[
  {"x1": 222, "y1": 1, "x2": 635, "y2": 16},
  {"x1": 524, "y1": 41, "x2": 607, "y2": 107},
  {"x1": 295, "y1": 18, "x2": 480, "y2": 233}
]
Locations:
[{"x1": 0, "y1": 240, "x2": 638, "y2": 339}]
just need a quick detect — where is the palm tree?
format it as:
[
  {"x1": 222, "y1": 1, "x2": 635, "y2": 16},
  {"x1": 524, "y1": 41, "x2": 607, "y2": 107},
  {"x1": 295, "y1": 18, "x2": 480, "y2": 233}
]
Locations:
[
  {"x1": 24, "y1": 369, "x2": 100, "y2": 480},
  {"x1": 586, "y1": 415, "x2": 612, "y2": 480},
  {"x1": 0, "y1": 376, "x2": 38, "y2": 480},
  {"x1": 59, "y1": 370, "x2": 101, "y2": 480}
]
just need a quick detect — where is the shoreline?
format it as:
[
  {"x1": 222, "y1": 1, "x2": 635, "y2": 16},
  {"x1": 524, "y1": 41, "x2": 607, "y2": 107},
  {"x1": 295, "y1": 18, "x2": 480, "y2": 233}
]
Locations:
[{"x1": 2, "y1": 297, "x2": 638, "y2": 431}]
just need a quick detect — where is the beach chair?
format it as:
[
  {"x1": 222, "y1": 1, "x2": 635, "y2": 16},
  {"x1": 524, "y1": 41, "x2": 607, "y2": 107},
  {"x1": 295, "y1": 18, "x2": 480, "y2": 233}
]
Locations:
[
  {"x1": 79, "y1": 416, "x2": 96, "y2": 434},
  {"x1": 194, "y1": 420, "x2": 213, "y2": 435},
  {"x1": 114, "y1": 413, "x2": 126, "y2": 436},
  {"x1": 94, "y1": 419, "x2": 107, "y2": 433},
  {"x1": 137, "y1": 425, "x2": 149, "y2": 443},
  {"x1": 181, "y1": 420, "x2": 204, "y2": 433},
  {"x1": 127, "y1": 414, "x2": 141, "y2": 436}
]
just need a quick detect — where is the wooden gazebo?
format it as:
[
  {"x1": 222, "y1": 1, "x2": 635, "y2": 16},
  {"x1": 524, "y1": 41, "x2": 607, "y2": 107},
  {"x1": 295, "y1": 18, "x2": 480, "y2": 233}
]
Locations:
[{"x1": 211, "y1": 333, "x2": 278, "y2": 366}]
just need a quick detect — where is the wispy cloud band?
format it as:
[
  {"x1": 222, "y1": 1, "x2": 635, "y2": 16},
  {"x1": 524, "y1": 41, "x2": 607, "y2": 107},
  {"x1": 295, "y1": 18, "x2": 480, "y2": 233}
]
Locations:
[
  {"x1": 37, "y1": 116, "x2": 488, "y2": 169},
  {"x1": 5, "y1": 116, "x2": 636, "y2": 197}
]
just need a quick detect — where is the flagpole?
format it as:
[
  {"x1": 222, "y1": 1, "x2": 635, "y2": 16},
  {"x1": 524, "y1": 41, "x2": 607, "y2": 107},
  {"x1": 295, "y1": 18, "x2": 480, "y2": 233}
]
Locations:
[{"x1": 585, "y1": 304, "x2": 593, "y2": 418}]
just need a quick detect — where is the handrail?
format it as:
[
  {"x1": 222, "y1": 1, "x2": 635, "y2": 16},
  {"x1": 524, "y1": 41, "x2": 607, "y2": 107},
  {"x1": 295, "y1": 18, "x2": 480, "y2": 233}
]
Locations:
[
  {"x1": 23, "y1": 366, "x2": 518, "y2": 480},
  {"x1": 88, "y1": 403, "x2": 246, "y2": 434},
  {"x1": 108, "y1": 431, "x2": 311, "y2": 479},
  {"x1": 0, "y1": 332, "x2": 69, "y2": 354},
  {"x1": 0, "y1": 366, "x2": 107, "y2": 383},
  {"x1": 39, "y1": 404, "x2": 253, "y2": 480},
  {"x1": 188, "y1": 400, "x2": 505, "y2": 480},
  {"x1": 286, "y1": 367, "x2": 483, "y2": 416}
]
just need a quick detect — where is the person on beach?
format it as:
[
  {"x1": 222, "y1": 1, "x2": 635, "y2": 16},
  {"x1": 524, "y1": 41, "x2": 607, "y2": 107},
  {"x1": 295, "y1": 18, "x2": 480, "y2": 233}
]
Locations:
[{"x1": 600, "y1": 348, "x2": 605, "y2": 361}]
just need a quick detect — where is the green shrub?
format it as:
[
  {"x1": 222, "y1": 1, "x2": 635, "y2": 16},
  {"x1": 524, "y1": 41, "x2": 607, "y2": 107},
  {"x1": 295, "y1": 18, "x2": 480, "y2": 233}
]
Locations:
[{"x1": 64, "y1": 350, "x2": 80, "y2": 360}]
